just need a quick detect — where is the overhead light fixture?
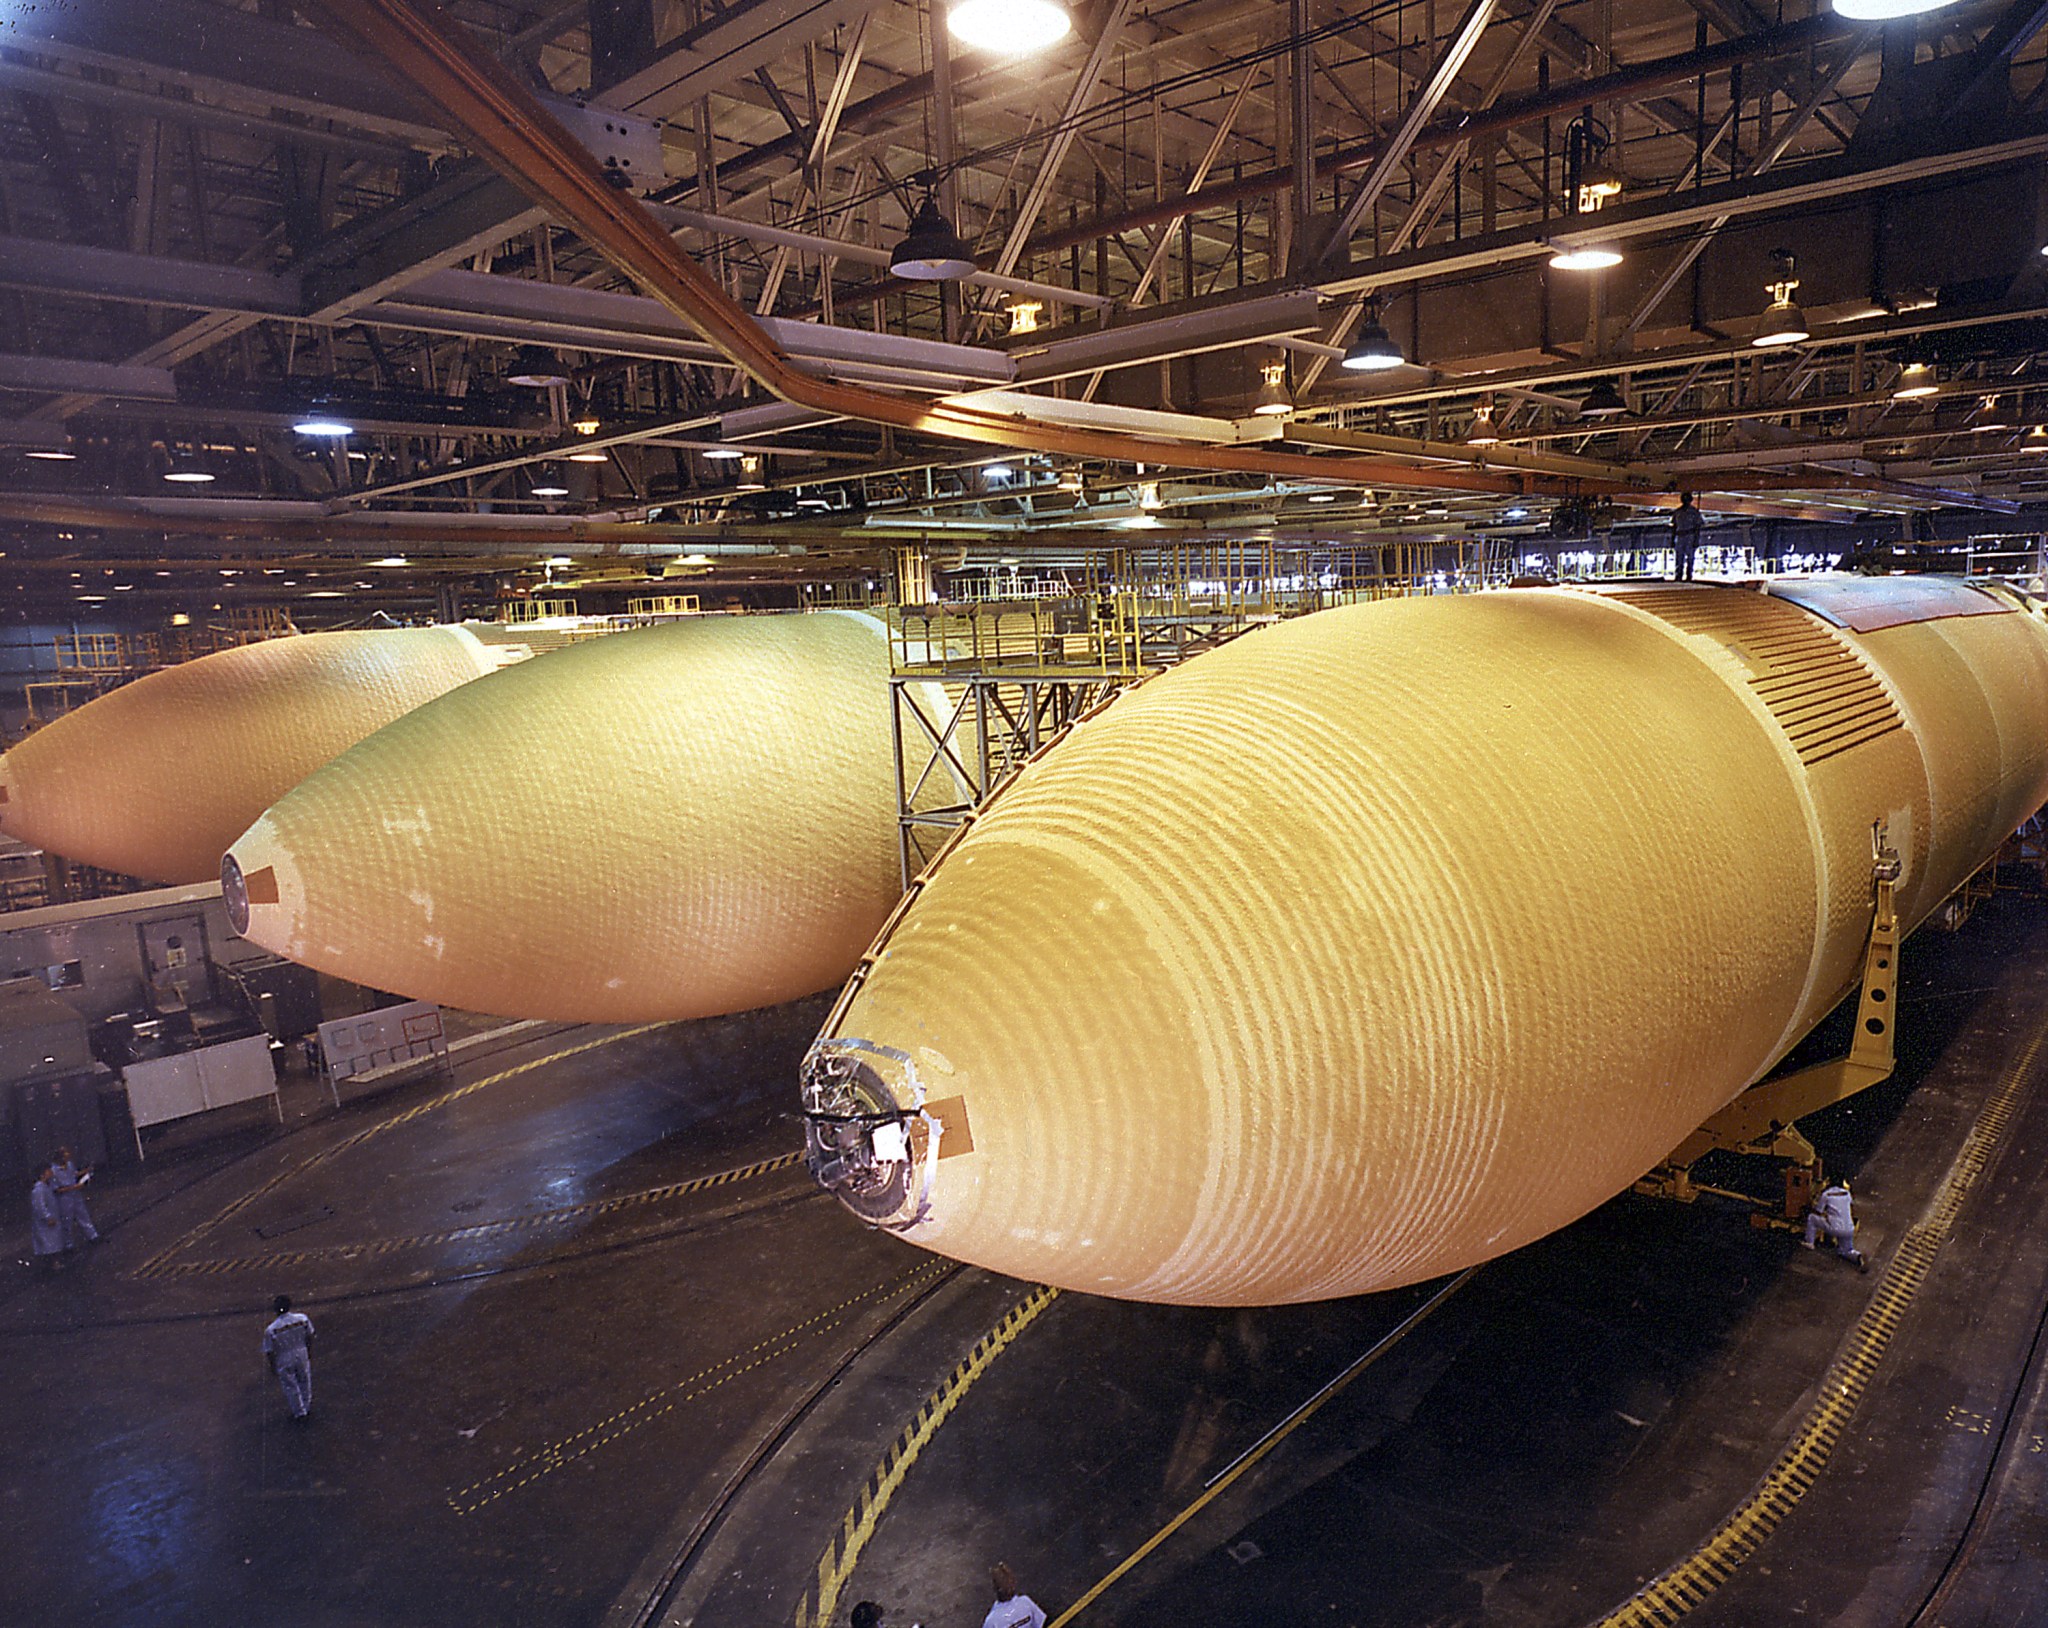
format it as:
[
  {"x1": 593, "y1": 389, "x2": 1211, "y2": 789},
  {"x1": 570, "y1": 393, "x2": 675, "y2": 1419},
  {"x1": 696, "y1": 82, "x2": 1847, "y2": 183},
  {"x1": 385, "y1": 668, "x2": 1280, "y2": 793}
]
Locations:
[
  {"x1": 293, "y1": 408, "x2": 353, "y2": 437},
  {"x1": 1251, "y1": 359, "x2": 1295, "y2": 417},
  {"x1": 1006, "y1": 300, "x2": 1043, "y2": 336},
  {"x1": 1892, "y1": 361, "x2": 1939, "y2": 400},
  {"x1": 170, "y1": 611, "x2": 192, "y2": 625},
  {"x1": 508, "y1": 345, "x2": 571, "y2": 388},
  {"x1": 24, "y1": 443, "x2": 76, "y2": 461},
  {"x1": 163, "y1": 452, "x2": 215, "y2": 484},
  {"x1": 373, "y1": 556, "x2": 409, "y2": 567},
  {"x1": 2024, "y1": 426, "x2": 2048, "y2": 453},
  {"x1": 1752, "y1": 250, "x2": 1811, "y2": 348},
  {"x1": 946, "y1": 0, "x2": 1072, "y2": 56},
  {"x1": 1056, "y1": 469, "x2": 1083, "y2": 493},
  {"x1": 890, "y1": 189, "x2": 977, "y2": 281},
  {"x1": 1307, "y1": 493, "x2": 1337, "y2": 504},
  {"x1": 1466, "y1": 402, "x2": 1501, "y2": 448},
  {"x1": 1834, "y1": 0, "x2": 1966, "y2": 18},
  {"x1": 1970, "y1": 397, "x2": 2011, "y2": 433},
  {"x1": 1551, "y1": 111, "x2": 1623, "y2": 271},
  {"x1": 1137, "y1": 480, "x2": 1162, "y2": 511},
  {"x1": 981, "y1": 462, "x2": 1014, "y2": 480},
  {"x1": 567, "y1": 448, "x2": 609, "y2": 463},
  {"x1": 530, "y1": 463, "x2": 570, "y2": 498},
  {"x1": 702, "y1": 446, "x2": 745, "y2": 460},
  {"x1": 571, "y1": 407, "x2": 602, "y2": 436},
  {"x1": 1578, "y1": 379, "x2": 1630, "y2": 419},
  {"x1": 1340, "y1": 298, "x2": 1405, "y2": 371},
  {"x1": 735, "y1": 456, "x2": 767, "y2": 492}
]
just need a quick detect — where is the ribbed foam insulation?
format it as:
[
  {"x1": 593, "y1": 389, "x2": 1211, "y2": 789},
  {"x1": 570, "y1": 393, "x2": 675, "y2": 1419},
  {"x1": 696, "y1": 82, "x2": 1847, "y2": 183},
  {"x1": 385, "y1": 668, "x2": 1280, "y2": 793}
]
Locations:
[
  {"x1": 228, "y1": 611, "x2": 952, "y2": 1023},
  {"x1": 813, "y1": 580, "x2": 2048, "y2": 1305},
  {"x1": 0, "y1": 628, "x2": 502, "y2": 884}
]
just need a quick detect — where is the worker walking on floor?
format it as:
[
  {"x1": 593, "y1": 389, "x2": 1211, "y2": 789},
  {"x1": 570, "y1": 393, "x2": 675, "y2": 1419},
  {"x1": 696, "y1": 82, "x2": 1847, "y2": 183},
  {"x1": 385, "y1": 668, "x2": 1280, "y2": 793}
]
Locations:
[
  {"x1": 1803, "y1": 1176, "x2": 1870, "y2": 1273},
  {"x1": 29, "y1": 1162, "x2": 65, "y2": 1274},
  {"x1": 982, "y1": 1564, "x2": 1046, "y2": 1628},
  {"x1": 49, "y1": 1146, "x2": 99, "y2": 1248},
  {"x1": 263, "y1": 1294, "x2": 316, "y2": 1420}
]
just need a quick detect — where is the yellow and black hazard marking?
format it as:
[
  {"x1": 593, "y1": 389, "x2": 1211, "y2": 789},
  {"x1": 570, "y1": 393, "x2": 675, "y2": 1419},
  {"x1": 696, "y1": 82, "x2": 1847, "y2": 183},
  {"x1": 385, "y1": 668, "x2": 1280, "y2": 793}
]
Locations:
[
  {"x1": 796, "y1": 1284, "x2": 1061, "y2": 1628},
  {"x1": 446, "y1": 1260, "x2": 955, "y2": 1517},
  {"x1": 138, "y1": 1150, "x2": 803, "y2": 1281},
  {"x1": 132, "y1": 1024, "x2": 665, "y2": 1280},
  {"x1": 1593, "y1": 1020, "x2": 2048, "y2": 1628}
]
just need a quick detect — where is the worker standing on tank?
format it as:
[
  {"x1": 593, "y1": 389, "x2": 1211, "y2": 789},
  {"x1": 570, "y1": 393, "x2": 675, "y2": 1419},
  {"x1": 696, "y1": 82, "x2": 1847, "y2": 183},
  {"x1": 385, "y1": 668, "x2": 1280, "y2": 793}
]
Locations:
[
  {"x1": 49, "y1": 1146, "x2": 99, "y2": 1248},
  {"x1": 982, "y1": 1564, "x2": 1046, "y2": 1628},
  {"x1": 1672, "y1": 493, "x2": 1703, "y2": 582},
  {"x1": 29, "y1": 1162, "x2": 65, "y2": 1274},
  {"x1": 263, "y1": 1294, "x2": 316, "y2": 1420},
  {"x1": 1803, "y1": 1176, "x2": 1870, "y2": 1272}
]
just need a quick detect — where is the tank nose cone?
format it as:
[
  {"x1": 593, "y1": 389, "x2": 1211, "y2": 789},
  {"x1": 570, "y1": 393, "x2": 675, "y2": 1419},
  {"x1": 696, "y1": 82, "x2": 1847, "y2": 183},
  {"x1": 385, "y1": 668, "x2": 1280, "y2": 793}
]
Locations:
[{"x1": 802, "y1": 592, "x2": 1827, "y2": 1306}]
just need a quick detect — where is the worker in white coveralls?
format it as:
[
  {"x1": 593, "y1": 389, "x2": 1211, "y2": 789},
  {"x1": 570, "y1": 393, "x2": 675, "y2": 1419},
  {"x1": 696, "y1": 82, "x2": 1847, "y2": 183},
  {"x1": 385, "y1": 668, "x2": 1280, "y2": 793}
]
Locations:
[
  {"x1": 29, "y1": 1163, "x2": 65, "y2": 1274},
  {"x1": 263, "y1": 1294, "x2": 316, "y2": 1420},
  {"x1": 1803, "y1": 1177, "x2": 1870, "y2": 1272},
  {"x1": 50, "y1": 1146, "x2": 99, "y2": 1247},
  {"x1": 982, "y1": 1564, "x2": 1047, "y2": 1628}
]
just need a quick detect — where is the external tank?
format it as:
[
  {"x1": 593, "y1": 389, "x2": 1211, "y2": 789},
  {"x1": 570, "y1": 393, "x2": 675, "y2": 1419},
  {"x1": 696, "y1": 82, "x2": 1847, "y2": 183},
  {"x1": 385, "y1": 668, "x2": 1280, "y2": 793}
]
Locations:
[
  {"x1": 224, "y1": 610, "x2": 957, "y2": 1024},
  {"x1": 0, "y1": 626, "x2": 516, "y2": 884},
  {"x1": 801, "y1": 578, "x2": 2048, "y2": 1306}
]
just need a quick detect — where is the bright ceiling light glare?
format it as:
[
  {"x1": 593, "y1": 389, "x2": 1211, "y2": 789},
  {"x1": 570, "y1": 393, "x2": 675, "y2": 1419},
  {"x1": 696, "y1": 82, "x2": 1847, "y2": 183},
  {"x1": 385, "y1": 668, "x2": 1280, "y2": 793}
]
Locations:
[
  {"x1": 293, "y1": 413, "x2": 352, "y2": 437},
  {"x1": 1892, "y1": 361, "x2": 1939, "y2": 400},
  {"x1": 1832, "y1": 0, "x2": 1966, "y2": 18},
  {"x1": 981, "y1": 462, "x2": 1014, "y2": 480},
  {"x1": 946, "y1": 0, "x2": 1072, "y2": 57},
  {"x1": 24, "y1": 447, "x2": 76, "y2": 461},
  {"x1": 530, "y1": 463, "x2": 571, "y2": 498},
  {"x1": 702, "y1": 446, "x2": 745, "y2": 460},
  {"x1": 567, "y1": 448, "x2": 610, "y2": 463},
  {"x1": 2024, "y1": 426, "x2": 2048, "y2": 453},
  {"x1": 163, "y1": 455, "x2": 215, "y2": 484},
  {"x1": 1548, "y1": 243, "x2": 1624, "y2": 272},
  {"x1": 305, "y1": 590, "x2": 345, "y2": 599},
  {"x1": 374, "y1": 555, "x2": 409, "y2": 567},
  {"x1": 1465, "y1": 403, "x2": 1501, "y2": 448}
]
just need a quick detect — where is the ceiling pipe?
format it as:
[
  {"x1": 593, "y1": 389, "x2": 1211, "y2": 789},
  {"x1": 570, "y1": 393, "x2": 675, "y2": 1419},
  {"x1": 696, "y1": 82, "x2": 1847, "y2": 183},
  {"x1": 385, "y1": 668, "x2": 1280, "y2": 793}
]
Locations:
[{"x1": 302, "y1": 0, "x2": 1569, "y2": 501}]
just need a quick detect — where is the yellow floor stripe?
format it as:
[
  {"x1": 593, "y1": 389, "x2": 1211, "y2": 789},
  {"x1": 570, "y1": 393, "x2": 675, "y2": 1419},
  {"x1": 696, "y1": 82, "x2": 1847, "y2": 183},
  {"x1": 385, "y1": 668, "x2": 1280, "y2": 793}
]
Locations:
[
  {"x1": 447, "y1": 1260, "x2": 953, "y2": 1516},
  {"x1": 141, "y1": 1150, "x2": 802, "y2": 1279},
  {"x1": 133, "y1": 1024, "x2": 664, "y2": 1279},
  {"x1": 1046, "y1": 1266, "x2": 1473, "y2": 1626},
  {"x1": 1589, "y1": 1020, "x2": 2048, "y2": 1627},
  {"x1": 796, "y1": 1285, "x2": 1062, "y2": 1628}
]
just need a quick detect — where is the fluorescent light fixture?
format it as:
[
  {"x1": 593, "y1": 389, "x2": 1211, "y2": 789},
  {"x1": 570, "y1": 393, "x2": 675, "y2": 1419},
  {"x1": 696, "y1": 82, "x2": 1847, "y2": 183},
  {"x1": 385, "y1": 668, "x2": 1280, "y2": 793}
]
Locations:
[
  {"x1": 947, "y1": 0, "x2": 1072, "y2": 56},
  {"x1": 305, "y1": 590, "x2": 345, "y2": 599},
  {"x1": 1549, "y1": 244, "x2": 1624, "y2": 271},
  {"x1": 1307, "y1": 493, "x2": 1336, "y2": 504}
]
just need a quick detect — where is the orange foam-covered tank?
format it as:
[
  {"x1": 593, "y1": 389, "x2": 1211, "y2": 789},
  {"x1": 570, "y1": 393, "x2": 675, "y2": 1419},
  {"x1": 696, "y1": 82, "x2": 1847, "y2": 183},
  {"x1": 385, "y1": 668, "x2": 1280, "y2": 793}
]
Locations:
[
  {"x1": 225, "y1": 611, "x2": 951, "y2": 1023},
  {"x1": 801, "y1": 578, "x2": 2048, "y2": 1305},
  {"x1": 0, "y1": 627, "x2": 507, "y2": 884}
]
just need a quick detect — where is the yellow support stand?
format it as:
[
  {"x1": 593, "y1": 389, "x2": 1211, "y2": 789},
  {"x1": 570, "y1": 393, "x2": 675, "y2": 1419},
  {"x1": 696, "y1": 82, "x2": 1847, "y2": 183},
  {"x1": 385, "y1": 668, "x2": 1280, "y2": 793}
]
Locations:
[{"x1": 1637, "y1": 821, "x2": 1901, "y2": 1207}]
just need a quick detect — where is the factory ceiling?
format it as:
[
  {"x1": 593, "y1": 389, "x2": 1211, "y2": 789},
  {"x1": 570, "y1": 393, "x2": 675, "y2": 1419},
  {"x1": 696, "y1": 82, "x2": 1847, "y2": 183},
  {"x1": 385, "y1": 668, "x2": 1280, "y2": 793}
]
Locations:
[{"x1": 1, "y1": 0, "x2": 2047, "y2": 620}]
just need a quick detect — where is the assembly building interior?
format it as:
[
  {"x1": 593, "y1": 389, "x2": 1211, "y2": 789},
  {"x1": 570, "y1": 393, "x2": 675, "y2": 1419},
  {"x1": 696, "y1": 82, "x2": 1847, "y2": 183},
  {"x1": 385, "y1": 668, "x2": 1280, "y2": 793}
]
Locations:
[{"x1": 6, "y1": 0, "x2": 2048, "y2": 1622}]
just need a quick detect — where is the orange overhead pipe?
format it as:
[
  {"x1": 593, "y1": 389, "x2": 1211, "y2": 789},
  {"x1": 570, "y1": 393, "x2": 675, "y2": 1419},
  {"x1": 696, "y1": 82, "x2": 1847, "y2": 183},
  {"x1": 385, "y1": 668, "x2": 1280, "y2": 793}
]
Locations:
[{"x1": 306, "y1": 0, "x2": 1575, "y2": 500}]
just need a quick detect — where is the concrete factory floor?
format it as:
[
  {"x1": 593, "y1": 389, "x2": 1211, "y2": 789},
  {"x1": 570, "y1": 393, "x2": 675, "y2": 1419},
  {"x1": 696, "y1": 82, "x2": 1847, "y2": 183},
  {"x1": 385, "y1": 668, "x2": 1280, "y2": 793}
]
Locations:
[{"x1": 7, "y1": 894, "x2": 2048, "y2": 1628}]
